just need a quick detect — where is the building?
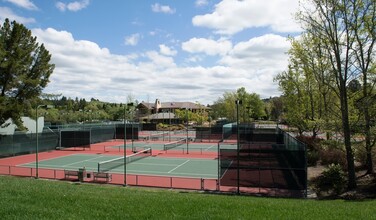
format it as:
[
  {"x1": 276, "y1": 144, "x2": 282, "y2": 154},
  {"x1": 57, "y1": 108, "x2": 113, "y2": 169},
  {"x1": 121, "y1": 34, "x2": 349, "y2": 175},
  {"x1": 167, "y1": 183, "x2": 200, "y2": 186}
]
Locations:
[
  {"x1": 0, "y1": 117, "x2": 45, "y2": 135},
  {"x1": 136, "y1": 99, "x2": 210, "y2": 124}
]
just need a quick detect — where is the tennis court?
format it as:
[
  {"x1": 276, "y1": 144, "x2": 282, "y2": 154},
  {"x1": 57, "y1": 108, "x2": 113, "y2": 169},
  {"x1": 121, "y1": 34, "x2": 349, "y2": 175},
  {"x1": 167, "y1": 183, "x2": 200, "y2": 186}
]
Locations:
[
  {"x1": 107, "y1": 140, "x2": 223, "y2": 154},
  {"x1": 0, "y1": 125, "x2": 306, "y2": 197},
  {"x1": 18, "y1": 153, "x2": 218, "y2": 179}
]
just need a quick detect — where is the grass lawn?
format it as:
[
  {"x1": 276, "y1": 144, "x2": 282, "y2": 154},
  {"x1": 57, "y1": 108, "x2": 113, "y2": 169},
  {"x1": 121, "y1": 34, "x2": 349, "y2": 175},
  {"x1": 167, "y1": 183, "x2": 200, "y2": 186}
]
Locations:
[{"x1": 0, "y1": 175, "x2": 375, "y2": 219}]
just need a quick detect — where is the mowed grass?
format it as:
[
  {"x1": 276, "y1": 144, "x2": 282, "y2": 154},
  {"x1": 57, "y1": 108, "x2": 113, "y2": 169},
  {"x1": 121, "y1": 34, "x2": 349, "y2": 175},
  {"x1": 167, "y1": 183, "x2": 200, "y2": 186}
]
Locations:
[{"x1": 0, "y1": 176, "x2": 375, "y2": 220}]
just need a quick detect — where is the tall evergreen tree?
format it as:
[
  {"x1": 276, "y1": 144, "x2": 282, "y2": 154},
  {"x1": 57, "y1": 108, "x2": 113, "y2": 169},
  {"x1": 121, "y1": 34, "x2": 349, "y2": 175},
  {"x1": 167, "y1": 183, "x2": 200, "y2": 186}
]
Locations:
[{"x1": 0, "y1": 19, "x2": 54, "y2": 127}]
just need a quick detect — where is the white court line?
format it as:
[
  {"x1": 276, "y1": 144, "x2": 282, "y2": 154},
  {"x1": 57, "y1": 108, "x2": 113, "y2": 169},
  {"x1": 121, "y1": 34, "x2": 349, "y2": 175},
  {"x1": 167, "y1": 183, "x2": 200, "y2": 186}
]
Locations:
[
  {"x1": 130, "y1": 162, "x2": 177, "y2": 167},
  {"x1": 204, "y1": 145, "x2": 216, "y2": 151},
  {"x1": 168, "y1": 159, "x2": 190, "y2": 173},
  {"x1": 62, "y1": 155, "x2": 105, "y2": 167},
  {"x1": 23, "y1": 164, "x2": 97, "y2": 171},
  {"x1": 220, "y1": 160, "x2": 233, "y2": 179},
  {"x1": 126, "y1": 169, "x2": 218, "y2": 178},
  {"x1": 16, "y1": 153, "x2": 88, "y2": 167},
  {"x1": 108, "y1": 168, "x2": 218, "y2": 178}
]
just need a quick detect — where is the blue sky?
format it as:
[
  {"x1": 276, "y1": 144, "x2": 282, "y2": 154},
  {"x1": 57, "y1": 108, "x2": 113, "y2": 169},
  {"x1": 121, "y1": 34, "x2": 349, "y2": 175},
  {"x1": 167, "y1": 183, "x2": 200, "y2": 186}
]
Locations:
[{"x1": 0, "y1": 0, "x2": 302, "y2": 105}]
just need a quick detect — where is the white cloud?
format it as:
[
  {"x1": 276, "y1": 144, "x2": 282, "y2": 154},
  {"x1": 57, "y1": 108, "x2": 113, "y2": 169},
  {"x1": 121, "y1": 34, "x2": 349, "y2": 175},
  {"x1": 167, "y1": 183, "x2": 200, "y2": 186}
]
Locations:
[
  {"x1": 220, "y1": 34, "x2": 290, "y2": 71},
  {"x1": 56, "y1": 0, "x2": 90, "y2": 12},
  {"x1": 4, "y1": 0, "x2": 38, "y2": 10},
  {"x1": 182, "y1": 38, "x2": 232, "y2": 56},
  {"x1": 185, "y1": 55, "x2": 203, "y2": 63},
  {"x1": 0, "y1": 7, "x2": 35, "y2": 23},
  {"x1": 151, "y1": 3, "x2": 176, "y2": 14},
  {"x1": 55, "y1": 2, "x2": 66, "y2": 11},
  {"x1": 31, "y1": 27, "x2": 290, "y2": 104},
  {"x1": 144, "y1": 51, "x2": 176, "y2": 69},
  {"x1": 159, "y1": 44, "x2": 177, "y2": 56},
  {"x1": 195, "y1": 0, "x2": 209, "y2": 7},
  {"x1": 31, "y1": 28, "x2": 192, "y2": 103},
  {"x1": 124, "y1": 33, "x2": 141, "y2": 46},
  {"x1": 192, "y1": 0, "x2": 301, "y2": 35},
  {"x1": 32, "y1": 28, "x2": 147, "y2": 102}
]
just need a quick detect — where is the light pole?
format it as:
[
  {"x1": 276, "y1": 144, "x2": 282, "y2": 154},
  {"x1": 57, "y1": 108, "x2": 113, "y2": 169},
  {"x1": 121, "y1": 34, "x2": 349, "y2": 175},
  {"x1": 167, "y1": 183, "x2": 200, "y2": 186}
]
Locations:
[
  {"x1": 235, "y1": 99, "x2": 242, "y2": 194},
  {"x1": 186, "y1": 108, "x2": 189, "y2": 154},
  {"x1": 169, "y1": 107, "x2": 171, "y2": 142},
  {"x1": 35, "y1": 104, "x2": 54, "y2": 179},
  {"x1": 124, "y1": 102, "x2": 133, "y2": 186},
  {"x1": 131, "y1": 108, "x2": 137, "y2": 152},
  {"x1": 246, "y1": 106, "x2": 251, "y2": 141},
  {"x1": 208, "y1": 116, "x2": 212, "y2": 142}
]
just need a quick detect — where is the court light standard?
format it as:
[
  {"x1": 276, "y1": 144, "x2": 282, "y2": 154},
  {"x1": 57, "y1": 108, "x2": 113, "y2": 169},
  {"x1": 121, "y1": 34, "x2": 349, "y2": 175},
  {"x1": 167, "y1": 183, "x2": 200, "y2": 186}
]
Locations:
[
  {"x1": 124, "y1": 102, "x2": 133, "y2": 186},
  {"x1": 246, "y1": 106, "x2": 251, "y2": 139},
  {"x1": 130, "y1": 108, "x2": 139, "y2": 152},
  {"x1": 186, "y1": 108, "x2": 189, "y2": 154},
  {"x1": 235, "y1": 99, "x2": 242, "y2": 194},
  {"x1": 169, "y1": 110, "x2": 171, "y2": 142},
  {"x1": 35, "y1": 104, "x2": 54, "y2": 178},
  {"x1": 169, "y1": 104, "x2": 172, "y2": 142},
  {"x1": 208, "y1": 116, "x2": 212, "y2": 142}
]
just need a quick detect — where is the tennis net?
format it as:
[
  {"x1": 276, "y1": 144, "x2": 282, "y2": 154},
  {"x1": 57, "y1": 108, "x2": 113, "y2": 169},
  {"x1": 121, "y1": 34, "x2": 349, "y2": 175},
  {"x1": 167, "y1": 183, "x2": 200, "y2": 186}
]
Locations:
[
  {"x1": 163, "y1": 139, "x2": 186, "y2": 151},
  {"x1": 97, "y1": 148, "x2": 152, "y2": 172}
]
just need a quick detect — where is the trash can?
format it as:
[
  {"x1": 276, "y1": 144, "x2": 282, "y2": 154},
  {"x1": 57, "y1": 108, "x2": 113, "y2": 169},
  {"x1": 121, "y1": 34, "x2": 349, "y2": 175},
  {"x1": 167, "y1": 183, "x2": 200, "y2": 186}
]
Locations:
[{"x1": 78, "y1": 168, "x2": 86, "y2": 182}]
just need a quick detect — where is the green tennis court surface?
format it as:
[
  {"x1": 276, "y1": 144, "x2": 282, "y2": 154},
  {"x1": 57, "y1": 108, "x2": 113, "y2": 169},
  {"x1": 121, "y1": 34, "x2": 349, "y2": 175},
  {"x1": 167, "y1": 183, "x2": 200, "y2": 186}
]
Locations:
[{"x1": 18, "y1": 154, "x2": 218, "y2": 179}]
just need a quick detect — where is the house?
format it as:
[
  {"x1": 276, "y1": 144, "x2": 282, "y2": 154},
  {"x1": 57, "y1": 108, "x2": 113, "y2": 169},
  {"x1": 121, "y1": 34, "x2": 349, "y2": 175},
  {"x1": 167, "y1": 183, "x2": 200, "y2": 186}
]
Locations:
[{"x1": 136, "y1": 99, "x2": 210, "y2": 124}]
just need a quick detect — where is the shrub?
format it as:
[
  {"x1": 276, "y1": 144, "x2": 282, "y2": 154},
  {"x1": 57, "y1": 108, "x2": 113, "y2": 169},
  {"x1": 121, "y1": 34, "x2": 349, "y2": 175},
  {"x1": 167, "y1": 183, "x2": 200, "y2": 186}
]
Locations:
[
  {"x1": 307, "y1": 150, "x2": 320, "y2": 166},
  {"x1": 353, "y1": 144, "x2": 367, "y2": 169},
  {"x1": 296, "y1": 135, "x2": 321, "y2": 166},
  {"x1": 319, "y1": 140, "x2": 347, "y2": 169},
  {"x1": 320, "y1": 148, "x2": 347, "y2": 170},
  {"x1": 312, "y1": 164, "x2": 347, "y2": 198},
  {"x1": 178, "y1": 124, "x2": 186, "y2": 130},
  {"x1": 296, "y1": 135, "x2": 321, "y2": 151},
  {"x1": 321, "y1": 139, "x2": 341, "y2": 150},
  {"x1": 156, "y1": 123, "x2": 166, "y2": 130}
]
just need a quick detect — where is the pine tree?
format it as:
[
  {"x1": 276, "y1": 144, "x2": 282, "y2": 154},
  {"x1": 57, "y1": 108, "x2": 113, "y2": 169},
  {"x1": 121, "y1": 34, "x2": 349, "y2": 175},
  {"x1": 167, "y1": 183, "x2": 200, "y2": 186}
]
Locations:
[{"x1": 0, "y1": 19, "x2": 54, "y2": 128}]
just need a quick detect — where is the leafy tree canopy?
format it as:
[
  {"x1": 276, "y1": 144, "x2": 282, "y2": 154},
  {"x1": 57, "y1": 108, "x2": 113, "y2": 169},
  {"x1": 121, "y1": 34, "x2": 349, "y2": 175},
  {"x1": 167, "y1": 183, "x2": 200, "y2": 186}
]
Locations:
[{"x1": 0, "y1": 19, "x2": 54, "y2": 128}]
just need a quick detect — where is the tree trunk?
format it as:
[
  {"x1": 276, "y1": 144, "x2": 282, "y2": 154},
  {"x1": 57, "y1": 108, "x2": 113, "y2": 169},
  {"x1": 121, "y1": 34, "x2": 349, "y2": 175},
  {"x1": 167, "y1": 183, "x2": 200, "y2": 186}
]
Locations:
[
  {"x1": 340, "y1": 88, "x2": 357, "y2": 189},
  {"x1": 364, "y1": 108, "x2": 374, "y2": 174}
]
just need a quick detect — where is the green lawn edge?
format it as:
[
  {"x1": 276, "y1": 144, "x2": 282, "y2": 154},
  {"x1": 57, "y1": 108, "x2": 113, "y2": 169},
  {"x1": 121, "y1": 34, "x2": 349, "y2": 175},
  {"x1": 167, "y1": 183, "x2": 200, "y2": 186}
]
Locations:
[{"x1": 0, "y1": 175, "x2": 374, "y2": 219}]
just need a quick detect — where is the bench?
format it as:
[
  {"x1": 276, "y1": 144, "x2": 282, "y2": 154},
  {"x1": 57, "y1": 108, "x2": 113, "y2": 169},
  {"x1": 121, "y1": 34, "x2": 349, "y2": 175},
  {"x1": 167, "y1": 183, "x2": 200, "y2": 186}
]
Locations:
[
  {"x1": 64, "y1": 170, "x2": 79, "y2": 179},
  {"x1": 93, "y1": 172, "x2": 112, "y2": 182}
]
